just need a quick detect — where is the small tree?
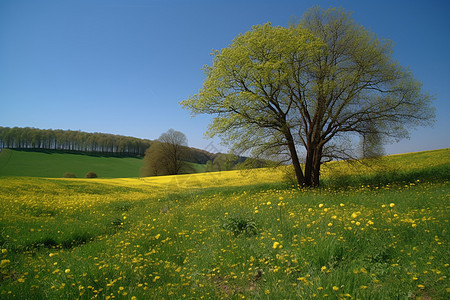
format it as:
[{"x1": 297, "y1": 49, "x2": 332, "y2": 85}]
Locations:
[
  {"x1": 141, "y1": 141, "x2": 169, "y2": 176},
  {"x1": 141, "y1": 129, "x2": 189, "y2": 176}
]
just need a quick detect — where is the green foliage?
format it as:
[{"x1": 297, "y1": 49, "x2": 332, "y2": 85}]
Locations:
[
  {"x1": 182, "y1": 6, "x2": 435, "y2": 187},
  {"x1": 0, "y1": 126, "x2": 151, "y2": 155},
  {"x1": 223, "y1": 215, "x2": 258, "y2": 237}
]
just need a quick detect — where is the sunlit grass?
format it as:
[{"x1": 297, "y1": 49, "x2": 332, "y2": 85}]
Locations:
[{"x1": 1, "y1": 149, "x2": 449, "y2": 299}]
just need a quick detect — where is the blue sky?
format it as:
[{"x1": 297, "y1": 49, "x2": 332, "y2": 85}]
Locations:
[{"x1": 1, "y1": 0, "x2": 449, "y2": 155}]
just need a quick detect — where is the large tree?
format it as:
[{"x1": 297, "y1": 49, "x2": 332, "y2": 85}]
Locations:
[{"x1": 181, "y1": 7, "x2": 434, "y2": 187}]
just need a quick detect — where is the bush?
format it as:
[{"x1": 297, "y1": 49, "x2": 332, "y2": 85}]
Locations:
[
  {"x1": 62, "y1": 172, "x2": 76, "y2": 178},
  {"x1": 223, "y1": 215, "x2": 258, "y2": 237},
  {"x1": 85, "y1": 171, "x2": 98, "y2": 178}
]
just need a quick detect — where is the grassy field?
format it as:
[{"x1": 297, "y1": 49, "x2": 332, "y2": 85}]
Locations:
[
  {"x1": 0, "y1": 149, "x2": 449, "y2": 299},
  {"x1": 0, "y1": 149, "x2": 206, "y2": 178},
  {"x1": 0, "y1": 149, "x2": 145, "y2": 178}
]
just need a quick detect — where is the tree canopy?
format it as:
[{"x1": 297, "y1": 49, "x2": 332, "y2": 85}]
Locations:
[
  {"x1": 181, "y1": 6, "x2": 434, "y2": 187},
  {"x1": 0, "y1": 126, "x2": 151, "y2": 156},
  {"x1": 141, "y1": 129, "x2": 189, "y2": 176}
]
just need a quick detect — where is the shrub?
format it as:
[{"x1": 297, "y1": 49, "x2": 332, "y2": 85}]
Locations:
[
  {"x1": 85, "y1": 171, "x2": 98, "y2": 178},
  {"x1": 62, "y1": 172, "x2": 76, "y2": 178},
  {"x1": 223, "y1": 215, "x2": 258, "y2": 237}
]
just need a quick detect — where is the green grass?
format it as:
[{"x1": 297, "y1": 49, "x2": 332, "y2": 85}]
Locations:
[
  {"x1": 320, "y1": 148, "x2": 450, "y2": 188},
  {"x1": 0, "y1": 149, "x2": 209, "y2": 178},
  {"x1": 0, "y1": 149, "x2": 449, "y2": 299},
  {"x1": 0, "y1": 149, "x2": 144, "y2": 178},
  {"x1": 184, "y1": 161, "x2": 206, "y2": 173}
]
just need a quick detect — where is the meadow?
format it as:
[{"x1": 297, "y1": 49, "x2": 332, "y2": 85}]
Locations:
[
  {"x1": 0, "y1": 149, "x2": 449, "y2": 299},
  {"x1": 0, "y1": 149, "x2": 205, "y2": 178},
  {"x1": 0, "y1": 149, "x2": 145, "y2": 178}
]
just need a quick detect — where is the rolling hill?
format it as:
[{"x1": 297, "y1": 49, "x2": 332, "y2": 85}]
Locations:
[
  {"x1": 0, "y1": 149, "x2": 144, "y2": 178},
  {"x1": 0, "y1": 148, "x2": 449, "y2": 299}
]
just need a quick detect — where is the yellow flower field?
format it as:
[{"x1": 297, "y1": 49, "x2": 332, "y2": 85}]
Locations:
[{"x1": 0, "y1": 149, "x2": 449, "y2": 299}]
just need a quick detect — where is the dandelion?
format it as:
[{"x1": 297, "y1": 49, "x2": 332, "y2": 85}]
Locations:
[
  {"x1": 332, "y1": 286, "x2": 339, "y2": 291},
  {"x1": 65, "y1": 269, "x2": 70, "y2": 274},
  {"x1": 418, "y1": 284, "x2": 425, "y2": 289},
  {"x1": 351, "y1": 212, "x2": 358, "y2": 219},
  {"x1": 266, "y1": 201, "x2": 271, "y2": 205},
  {"x1": 390, "y1": 203, "x2": 395, "y2": 208},
  {"x1": 328, "y1": 223, "x2": 333, "y2": 227},
  {"x1": 318, "y1": 204, "x2": 324, "y2": 208},
  {"x1": 272, "y1": 242, "x2": 280, "y2": 249},
  {"x1": 321, "y1": 266, "x2": 327, "y2": 272},
  {"x1": 155, "y1": 234, "x2": 161, "y2": 239}
]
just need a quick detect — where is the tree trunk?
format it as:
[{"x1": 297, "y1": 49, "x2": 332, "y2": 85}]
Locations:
[
  {"x1": 285, "y1": 130, "x2": 306, "y2": 186},
  {"x1": 311, "y1": 145, "x2": 323, "y2": 187},
  {"x1": 304, "y1": 143, "x2": 322, "y2": 187}
]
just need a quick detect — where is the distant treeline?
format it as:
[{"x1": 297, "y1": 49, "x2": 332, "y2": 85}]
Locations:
[{"x1": 0, "y1": 127, "x2": 151, "y2": 156}]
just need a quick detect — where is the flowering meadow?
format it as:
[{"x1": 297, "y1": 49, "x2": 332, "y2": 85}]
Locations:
[{"x1": 0, "y1": 149, "x2": 449, "y2": 299}]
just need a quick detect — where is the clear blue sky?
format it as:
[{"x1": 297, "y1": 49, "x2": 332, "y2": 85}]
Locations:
[{"x1": 1, "y1": 0, "x2": 449, "y2": 155}]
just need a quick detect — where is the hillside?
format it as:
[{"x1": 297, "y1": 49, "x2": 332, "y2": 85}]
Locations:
[
  {"x1": 0, "y1": 149, "x2": 144, "y2": 178},
  {"x1": 1, "y1": 148, "x2": 448, "y2": 179},
  {"x1": 0, "y1": 148, "x2": 448, "y2": 299}
]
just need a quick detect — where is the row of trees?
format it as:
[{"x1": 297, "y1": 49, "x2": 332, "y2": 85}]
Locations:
[{"x1": 0, "y1": 127, "x2": 151, "y2": 156}]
